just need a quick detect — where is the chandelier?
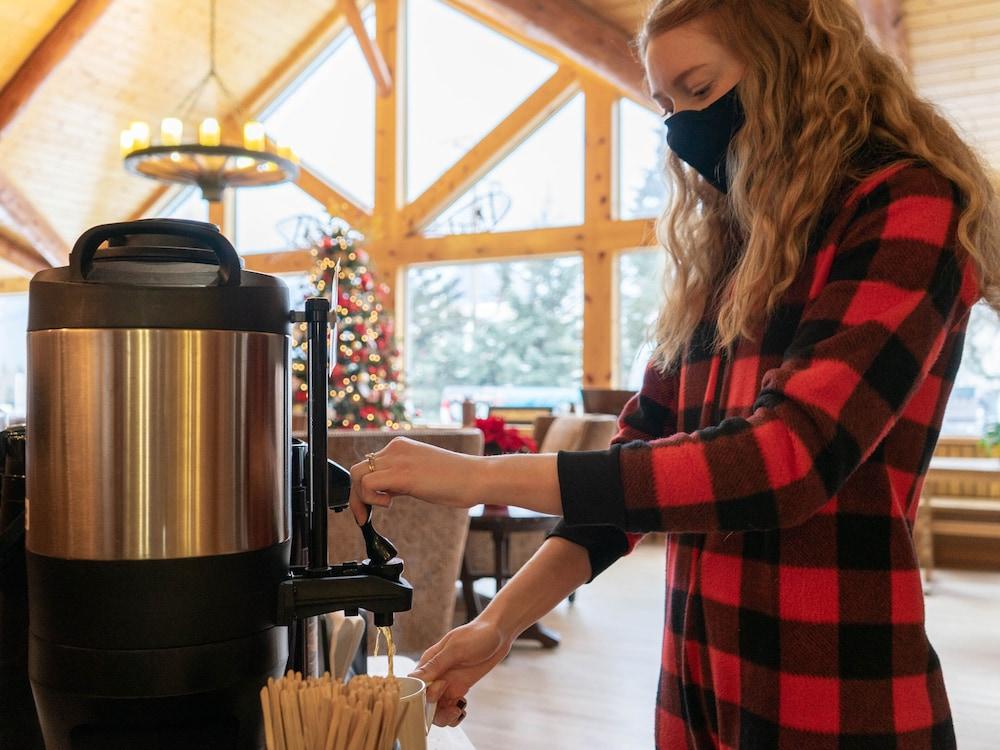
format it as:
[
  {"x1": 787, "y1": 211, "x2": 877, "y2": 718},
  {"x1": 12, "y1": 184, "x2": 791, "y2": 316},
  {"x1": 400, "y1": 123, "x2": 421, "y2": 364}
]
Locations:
[{"x1": 119, "y1": 0, "x2": 299, "y2": 201}]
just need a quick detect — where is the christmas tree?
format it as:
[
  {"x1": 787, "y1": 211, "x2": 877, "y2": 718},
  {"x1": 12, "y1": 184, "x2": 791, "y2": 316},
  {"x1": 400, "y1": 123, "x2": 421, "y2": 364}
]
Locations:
[{"x1": 291, "y1": 221, "x2": 409, "y2": 431}]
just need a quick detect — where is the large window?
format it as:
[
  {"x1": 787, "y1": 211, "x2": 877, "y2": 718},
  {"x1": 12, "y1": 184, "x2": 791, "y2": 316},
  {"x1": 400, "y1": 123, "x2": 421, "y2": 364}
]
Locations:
[
  {"x1": 235, "y1": 182, "x2": 326, "y2": 254},
  {"x1": 942, "y1": 303, "x2": 1000, "y2": 436},
  {"x1": 426, "y1": 94, "x2": 585, "y2": 235},
  {"x1": 406, "y1": 0, "x2": 558, "y2": 202},
  {"x1": 277, "y1": 272, "x2": 315, "y2": 309},
  {"x1": 404, "y1": 257, "x2": 584, "y2": 423},
  {"x1": 161, "y1": 187, "x2": 209, "y2": 223},
  {"x1": 0, "y1": 293, "x2": 28, "y2": 420},
  {"x1": 618, "y1": 98, "x2": 670, "y2": 220},
  {"x1": 261, "y1": 11, "x2": 376, "y2": 208},
  {"x1": 618, "y1": 248, "x2": 666, "y2": 389}
]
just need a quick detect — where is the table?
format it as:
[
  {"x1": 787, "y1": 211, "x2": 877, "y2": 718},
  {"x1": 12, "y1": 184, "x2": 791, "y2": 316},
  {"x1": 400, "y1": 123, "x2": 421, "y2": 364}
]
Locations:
[
  {"x1": 460, "y1": 505, "x2": 562, "y2": 648},
  {"x1": 926, "y1": 456, "x2": 1000, "y2": 483},
  {"x1": 919, "y1": 457, "x2": 1000, "y2": 579},
  {"x1": 368, "y1": 656, "x2": 475, "y2": 750}
]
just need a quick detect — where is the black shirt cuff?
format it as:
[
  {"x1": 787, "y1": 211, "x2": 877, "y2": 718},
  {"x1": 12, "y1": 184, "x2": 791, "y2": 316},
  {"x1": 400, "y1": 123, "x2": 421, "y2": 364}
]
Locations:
[
  {"x1": 546, "y1": 521, "x2": 630, "y2": 582},
  {"x1": 556, "y1": 445, "x2": 628, "y2": 529}
]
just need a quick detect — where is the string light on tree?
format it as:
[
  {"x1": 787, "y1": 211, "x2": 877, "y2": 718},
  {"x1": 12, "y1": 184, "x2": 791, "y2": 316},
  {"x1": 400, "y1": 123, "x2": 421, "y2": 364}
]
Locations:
[{"x1": 291, "y1": 220, "x2": 410, "y2": 431}]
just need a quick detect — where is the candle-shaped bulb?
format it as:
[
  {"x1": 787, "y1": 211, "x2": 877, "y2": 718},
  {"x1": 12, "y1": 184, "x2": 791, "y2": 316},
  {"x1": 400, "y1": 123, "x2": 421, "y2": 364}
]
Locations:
[
  {"x1": 129, "y1": 121, "x2": 150, "y2": 150},
  {"x1": 243, "y1": 121, "x2": 265, "y2": 151},
  {"x1": 276, "y1": 141, "x2": 292, "y2": 159},
  {"x1": 199, "y1": 117, "x2": 221, "y2": 146},
  {"x1": 119, "y1": 129, "x2": 135, "y2": 157},
  {"x1": 160, "y1": 117, "x2": 183, "y2": 146}
]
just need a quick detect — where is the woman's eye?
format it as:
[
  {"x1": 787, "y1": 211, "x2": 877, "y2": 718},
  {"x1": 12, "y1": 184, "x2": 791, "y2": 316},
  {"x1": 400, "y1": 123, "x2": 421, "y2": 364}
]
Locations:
[{"x1": 692, "y1": 86, "x2": 712, "y2": 98}]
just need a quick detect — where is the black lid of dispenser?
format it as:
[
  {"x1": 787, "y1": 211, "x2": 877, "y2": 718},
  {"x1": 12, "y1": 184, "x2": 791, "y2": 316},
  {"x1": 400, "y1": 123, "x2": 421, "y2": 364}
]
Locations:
[{"x1": 28, "y1": 219, "x2": 290, "y2": 334}]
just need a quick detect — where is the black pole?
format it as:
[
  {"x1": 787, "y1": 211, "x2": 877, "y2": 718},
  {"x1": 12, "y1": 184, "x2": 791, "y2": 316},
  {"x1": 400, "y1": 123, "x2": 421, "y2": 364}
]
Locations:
[{"x1": 305, "y1": 296, "x2": 330, "y2": 573}]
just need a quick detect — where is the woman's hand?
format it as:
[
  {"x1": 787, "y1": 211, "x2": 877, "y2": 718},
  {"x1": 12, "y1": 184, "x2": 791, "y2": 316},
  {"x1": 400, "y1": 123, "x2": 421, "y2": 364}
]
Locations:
[
  {"x1": 348, "y1": 437, "x2": 484, "y2": 524},
  {"x1": 410, "y1": 619, "x2": 512, "y2": 727}
]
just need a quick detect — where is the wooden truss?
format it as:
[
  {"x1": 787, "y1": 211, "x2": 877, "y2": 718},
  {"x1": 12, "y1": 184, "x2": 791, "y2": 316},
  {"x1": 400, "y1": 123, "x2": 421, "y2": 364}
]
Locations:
[{"x1": 0, "y1": 0, "x2": 911, "y2": 387}]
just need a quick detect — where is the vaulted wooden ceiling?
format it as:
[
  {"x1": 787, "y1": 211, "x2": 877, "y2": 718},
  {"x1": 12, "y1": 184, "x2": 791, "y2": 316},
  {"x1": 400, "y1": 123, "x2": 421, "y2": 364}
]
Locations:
[{"x1": 0, "y1": 0, "x2": 997, "y2": 280}]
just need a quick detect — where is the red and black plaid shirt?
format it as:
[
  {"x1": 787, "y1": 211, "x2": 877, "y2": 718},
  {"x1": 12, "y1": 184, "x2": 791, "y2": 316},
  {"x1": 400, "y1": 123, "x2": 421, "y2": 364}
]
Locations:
[{"x1": 551, "y1": 162, "x2": 979, "y2": 749}]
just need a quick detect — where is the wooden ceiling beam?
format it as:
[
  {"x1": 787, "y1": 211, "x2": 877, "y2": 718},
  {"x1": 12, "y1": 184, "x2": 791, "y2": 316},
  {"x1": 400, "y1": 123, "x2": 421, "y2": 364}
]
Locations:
[
  {"x1": 0, "y1": 170, "x2": 68, "y2": 265},
  {"x1": 401, "y1": 66, "x2": 580, "y2": 234},
  {"x1": 0, "y1": 224, "x2": 50, "y2": 275},
  {"x1": 236, "y1": 217, "x2": 656, "y2": 274},
  {"x1": 855, "y1": 0, "x2": 910, "y2": 69},
  {"x1": 340, "y1": 0, "x2": 392, "y2": 97},
  {"x1": 371, "y1": 218, "x2": 655, "y2": 264},
  {"x1": 0, "y1": 278, "x2": 31, "y2": 292},
  {"x1": 373, "y1": 0, "x2": 403, "y2": 243},
  {"x1": 0, "y1": 0, "x2": 114, "y2": 134},
  {"x1": 450, "y1": 0, "x2": 648, "y2": 105}
]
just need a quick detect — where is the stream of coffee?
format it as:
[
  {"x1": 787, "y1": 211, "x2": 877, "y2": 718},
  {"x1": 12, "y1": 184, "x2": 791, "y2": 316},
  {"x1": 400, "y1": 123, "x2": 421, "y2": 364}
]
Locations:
[{"x1": 372, "y1": 625, "x2": 395, "y2": 678}]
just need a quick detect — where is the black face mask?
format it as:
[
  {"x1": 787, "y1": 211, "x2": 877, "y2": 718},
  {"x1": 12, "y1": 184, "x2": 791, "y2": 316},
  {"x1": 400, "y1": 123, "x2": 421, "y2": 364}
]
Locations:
[{"x1": 664, "y1": 85, "x2": 745, "y2": 194}]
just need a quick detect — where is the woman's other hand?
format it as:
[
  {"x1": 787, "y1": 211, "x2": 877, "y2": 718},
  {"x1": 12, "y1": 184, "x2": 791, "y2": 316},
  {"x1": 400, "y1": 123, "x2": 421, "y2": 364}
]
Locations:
[
  {"x1": 349, "y1": 437, "x2": 484, "y2": 524},
  {"x1": 410, "y1": 619, "x2": 512, "y2": 727}
]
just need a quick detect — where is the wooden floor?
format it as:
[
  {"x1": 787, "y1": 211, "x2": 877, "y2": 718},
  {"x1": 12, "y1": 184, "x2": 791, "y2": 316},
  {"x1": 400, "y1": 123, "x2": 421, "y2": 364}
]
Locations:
[{"x1": 457, "y1": 540, "x2": 1000, "y2": 750}]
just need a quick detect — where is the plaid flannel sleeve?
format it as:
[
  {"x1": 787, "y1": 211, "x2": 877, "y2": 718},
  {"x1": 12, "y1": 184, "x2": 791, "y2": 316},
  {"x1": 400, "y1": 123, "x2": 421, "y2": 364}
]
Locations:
[
  {"x1": 559, "y1": 165, "x2": 979, "y2": 534},
  {"x1": 547, "y1": 360, "x2": 678, "y2": 579}
]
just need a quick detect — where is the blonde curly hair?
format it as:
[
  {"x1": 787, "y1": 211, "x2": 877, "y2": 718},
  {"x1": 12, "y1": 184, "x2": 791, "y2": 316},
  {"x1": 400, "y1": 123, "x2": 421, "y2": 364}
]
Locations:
[{"x1": 639, "y1": 0, "x2": 1000, "y2": 371}]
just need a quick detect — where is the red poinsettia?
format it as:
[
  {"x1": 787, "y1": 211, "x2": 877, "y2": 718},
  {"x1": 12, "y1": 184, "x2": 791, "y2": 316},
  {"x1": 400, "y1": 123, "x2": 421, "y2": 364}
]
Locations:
[{"x1": 474, "y1": 416, "x2": 538, "y2": 455}]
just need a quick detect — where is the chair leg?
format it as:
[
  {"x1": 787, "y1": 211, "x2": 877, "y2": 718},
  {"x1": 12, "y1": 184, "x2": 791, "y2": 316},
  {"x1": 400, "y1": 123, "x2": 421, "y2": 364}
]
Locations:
[
  {"x1": 459, "y1": 558, "x2": 481, "y2": 622},
  {"x1": 520, "y1": 622, "x2": 560, "y2": 649},
  {"x1": 492, "y1": 529, "x2": 506, "y2": 594}
]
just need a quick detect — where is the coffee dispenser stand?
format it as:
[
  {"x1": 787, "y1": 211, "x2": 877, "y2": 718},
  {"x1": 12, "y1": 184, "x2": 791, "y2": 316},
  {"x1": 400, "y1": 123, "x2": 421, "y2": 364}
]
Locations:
[
  {"x1": 23, "y1": 220, "x2": 412, "y2": 748},
  {"x1": 280, "y1": 296, "x2": 411, "y2": 672}
]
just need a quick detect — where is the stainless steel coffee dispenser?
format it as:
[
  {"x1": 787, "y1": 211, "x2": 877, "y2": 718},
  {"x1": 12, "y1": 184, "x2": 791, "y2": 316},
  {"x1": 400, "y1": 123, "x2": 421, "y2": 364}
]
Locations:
[{"x1": 25, "y1": 219, "x2": 411, "y2": 749}]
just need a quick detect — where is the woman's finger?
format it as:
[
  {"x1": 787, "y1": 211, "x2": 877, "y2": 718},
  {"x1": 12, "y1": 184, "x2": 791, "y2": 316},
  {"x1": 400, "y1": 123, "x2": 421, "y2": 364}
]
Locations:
[
  {"x1": 433, "y1": 705, "x2": 464, "y2": 728},
  {"x1": 424, "y1": 678, "x2": 449, "y2": 705},
  {"x1": 359, "y1": 470, "x2": 399, "y2": 506},
  {"x1": 349, "y1": 494, "x2": 367, "y2": 525}
]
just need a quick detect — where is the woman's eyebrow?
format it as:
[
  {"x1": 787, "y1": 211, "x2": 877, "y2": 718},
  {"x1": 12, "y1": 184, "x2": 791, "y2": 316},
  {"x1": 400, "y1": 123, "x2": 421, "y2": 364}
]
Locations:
[
  {"x1": 672, "y1": 63, "x2": 709, "y2": 89},
  {"x1": 649, "y1": 62, "x2": 711, "y2": 102}
]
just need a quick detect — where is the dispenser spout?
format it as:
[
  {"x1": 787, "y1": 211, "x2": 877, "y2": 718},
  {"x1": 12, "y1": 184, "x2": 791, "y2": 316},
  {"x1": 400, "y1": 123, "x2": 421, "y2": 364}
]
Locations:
[{"x1": 275, "y1": 560, "x2": 412, "y2": 625}]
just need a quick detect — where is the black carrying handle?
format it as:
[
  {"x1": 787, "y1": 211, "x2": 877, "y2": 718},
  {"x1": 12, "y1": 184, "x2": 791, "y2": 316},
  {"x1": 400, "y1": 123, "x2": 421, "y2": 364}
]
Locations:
[{"x1": 69, "y1": 219, "x2": 242, "y2": 287}]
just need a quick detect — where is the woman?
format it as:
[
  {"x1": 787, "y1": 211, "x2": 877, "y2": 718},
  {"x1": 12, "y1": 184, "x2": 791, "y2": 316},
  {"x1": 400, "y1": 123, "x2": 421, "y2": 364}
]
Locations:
[{"x1": 350, "y1": 1, "x2": 1000, "y2": 746}]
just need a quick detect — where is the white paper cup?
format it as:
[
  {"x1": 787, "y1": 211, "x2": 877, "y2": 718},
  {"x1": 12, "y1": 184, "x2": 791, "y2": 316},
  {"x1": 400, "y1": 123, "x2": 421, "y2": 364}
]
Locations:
[{"x1": 394, "y1": 676, "x2": 436, "y2": 750}]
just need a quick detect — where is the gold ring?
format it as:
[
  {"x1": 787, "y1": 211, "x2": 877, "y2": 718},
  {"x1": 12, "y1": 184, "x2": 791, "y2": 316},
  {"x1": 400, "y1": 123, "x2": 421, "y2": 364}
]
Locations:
[{"x1": 365, "y1": 452, "x2": 377, "y2": 473}]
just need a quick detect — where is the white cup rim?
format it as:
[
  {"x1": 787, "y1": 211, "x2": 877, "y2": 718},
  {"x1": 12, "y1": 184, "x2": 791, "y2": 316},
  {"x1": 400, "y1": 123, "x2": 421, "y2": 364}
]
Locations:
[{"x1": 395, "y1": 674, "x2": 426, "y2": 701}]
